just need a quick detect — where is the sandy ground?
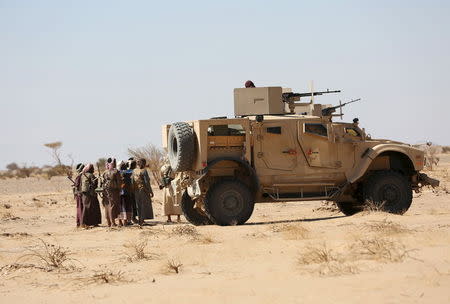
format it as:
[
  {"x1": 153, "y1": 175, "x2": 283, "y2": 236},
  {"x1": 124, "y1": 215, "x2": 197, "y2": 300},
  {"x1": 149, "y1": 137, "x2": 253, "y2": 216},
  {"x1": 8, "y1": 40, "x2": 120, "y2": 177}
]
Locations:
[{"x1": 0, "y1": 157, "x2": 449, "y2": 304}]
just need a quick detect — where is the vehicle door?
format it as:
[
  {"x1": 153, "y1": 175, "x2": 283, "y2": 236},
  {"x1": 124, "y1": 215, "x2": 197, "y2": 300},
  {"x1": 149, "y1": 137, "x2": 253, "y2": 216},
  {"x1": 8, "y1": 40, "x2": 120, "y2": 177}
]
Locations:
[
  {"x1": 253, "y1": 120, "x2": 298, "y2": 173},
  {"x1": 297, "y1": 121, "x2": 340, "y2": 169}
]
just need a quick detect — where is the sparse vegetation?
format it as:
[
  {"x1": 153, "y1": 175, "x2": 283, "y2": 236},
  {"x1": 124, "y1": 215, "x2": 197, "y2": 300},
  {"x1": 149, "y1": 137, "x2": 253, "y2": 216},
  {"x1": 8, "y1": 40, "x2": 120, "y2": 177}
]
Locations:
[
  {"x1": 362, "y1": 219, "x2": 411, "y2": 235},
  {"x1": 298, "y1": 243, "x2": 337, "y2": 264},
  {"x1": 166, "y1": 259, "x2": 183, "y2": 274},
  {"x1": 123, "y1": 238, "x2": 158, "y2": 262},
  {"x1": 271, "y1": 224, "x2": 310, "y2": 240},
  {"x1": 350, "y1": 237, "x2": 414, "y2": 263},
  {"x1": 82, "y1": 270, "x2": 128, "y2": 285},
  {"x1": 171, "y1": 225, "x2": 199, "y2": 237},
  {"x1": 362, "y1": 199, "x2": 386, "y2": 212},
  {"x1": 17, "y1": 239, "x2": 77, "y2": 269},
  {"x1": 1, "y1": 211, "x2": 20, "y2": 221}
]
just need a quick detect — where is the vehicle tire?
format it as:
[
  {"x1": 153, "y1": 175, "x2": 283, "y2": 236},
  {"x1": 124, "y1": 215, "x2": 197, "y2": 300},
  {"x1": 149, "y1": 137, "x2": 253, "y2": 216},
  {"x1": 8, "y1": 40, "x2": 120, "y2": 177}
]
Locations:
[
  {"x1": 168, "y1": 122, "x2": 195, "y2": 172},
  {"x1": 180, "y1": 192, "x2": 213, "y2": 226},
  {"x1": 362, "y1": 170, "x2": 412, "y2": 214},
  {"x1": 336, "y1": 201, "x2": 363, "y2": 216},
  {"x1": 204, "y1": 180, "x2": 254, "y2": 226}
]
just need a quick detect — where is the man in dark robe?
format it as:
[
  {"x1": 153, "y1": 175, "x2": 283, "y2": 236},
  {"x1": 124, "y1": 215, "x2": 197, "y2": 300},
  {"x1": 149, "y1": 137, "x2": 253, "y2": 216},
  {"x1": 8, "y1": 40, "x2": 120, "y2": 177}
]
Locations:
[
  {"x1": 80, "y1": 163, "x2": 102, "y2": 227},
  {"x1": 73, "y1": 163, "x2": 85, "y2": 227},
  {"x1": 131, "y1": 158, "x2": 154, "y2": 225},
  {"x1": 101, "y1": 157, "x2": 121, "y2": 227},
  {"x1": 128, "y1": 159, "x2": 139, "y2": 224},
  {"x1": 118, "y1": 161, "x2": 134, "y2": 226}
]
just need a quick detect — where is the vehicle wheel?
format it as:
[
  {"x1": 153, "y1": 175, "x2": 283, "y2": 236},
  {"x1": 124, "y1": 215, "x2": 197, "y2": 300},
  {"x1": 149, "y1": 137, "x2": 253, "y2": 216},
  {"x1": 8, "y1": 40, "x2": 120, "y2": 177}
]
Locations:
[
  {"x1": 205, "y1": 180, "x2": 254, "y2": 226},
  {"x1": 362, "y1": 171, "x2": 412, "y2": 214},
  {"x1": 180, "y1": 192, "x2": 213, "y2": 226},
  {"x1": 168, "y1": 122, "x2": 195, "y2": 172},
  {"x1": 336, "y1": 201, "x2": 364, "y2": 216}
]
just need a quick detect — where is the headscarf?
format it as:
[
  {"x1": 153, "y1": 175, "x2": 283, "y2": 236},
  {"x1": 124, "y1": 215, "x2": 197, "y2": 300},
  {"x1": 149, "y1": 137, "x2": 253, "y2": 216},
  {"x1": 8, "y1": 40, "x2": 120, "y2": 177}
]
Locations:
[
  {"x1": 245, "y1": 80, "x2": 255, "y2": 88},
  {"x1": 82, "y1": 163, "x2": 94, "y2": 174},
  {"x1": 106, "y1": 157, "x2": 116, "y2": 170},
  {"x1": 75, "y1": 163, "x2": 85, "y2": 173},
  {"x1": 117, "y1": 160, "x2": 127, "y2": 170},
  {"x1": 128, "y1": 159, "x2": 137, "y2": 170}
]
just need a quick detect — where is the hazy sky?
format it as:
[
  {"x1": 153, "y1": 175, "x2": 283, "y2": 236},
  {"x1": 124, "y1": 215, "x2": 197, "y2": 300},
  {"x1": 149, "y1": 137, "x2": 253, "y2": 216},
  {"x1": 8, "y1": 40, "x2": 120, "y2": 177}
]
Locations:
[{"x1": 1, "y1": 0, "x2": 449, "y2": 169}]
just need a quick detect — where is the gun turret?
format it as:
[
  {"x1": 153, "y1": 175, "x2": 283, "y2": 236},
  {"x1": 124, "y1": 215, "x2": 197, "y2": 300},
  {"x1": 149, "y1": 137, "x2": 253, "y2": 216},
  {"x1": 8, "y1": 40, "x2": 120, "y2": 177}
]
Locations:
[
  {"x1": 282, "y1": 89, "x2": 341, "y2": 114},
  {"x1": 322, "y1": 98, "x2": 361, "y2": 117}
]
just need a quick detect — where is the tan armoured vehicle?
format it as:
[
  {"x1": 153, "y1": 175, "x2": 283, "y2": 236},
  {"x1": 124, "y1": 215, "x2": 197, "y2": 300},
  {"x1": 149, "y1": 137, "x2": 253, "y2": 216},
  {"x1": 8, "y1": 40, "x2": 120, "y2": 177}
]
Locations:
[{"x1": 162, "y1": 86, "x2": 439, "y2": 226}]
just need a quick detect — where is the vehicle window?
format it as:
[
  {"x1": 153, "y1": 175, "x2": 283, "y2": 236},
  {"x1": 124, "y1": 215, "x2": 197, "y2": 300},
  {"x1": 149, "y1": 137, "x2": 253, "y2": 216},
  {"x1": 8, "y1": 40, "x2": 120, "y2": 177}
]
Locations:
[
  {"x1": 345, "y1": 127, "x2": 360, "y2": 137},
  {"x1": 305, "y1": 123, "x2": 328, "y2": 137},
  {"x1": 208, "y1": 124, "x2": 245, "y2": 136},
  {"x1": 266, "y1": 126, "x2": 281, "y2": 134}
]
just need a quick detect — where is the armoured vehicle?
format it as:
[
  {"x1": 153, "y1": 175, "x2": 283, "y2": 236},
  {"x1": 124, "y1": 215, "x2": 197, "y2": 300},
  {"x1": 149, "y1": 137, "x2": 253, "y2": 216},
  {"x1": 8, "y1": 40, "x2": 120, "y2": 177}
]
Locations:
[{"x1": 162, "y1": 86, "x2": 439, "y2": 226}]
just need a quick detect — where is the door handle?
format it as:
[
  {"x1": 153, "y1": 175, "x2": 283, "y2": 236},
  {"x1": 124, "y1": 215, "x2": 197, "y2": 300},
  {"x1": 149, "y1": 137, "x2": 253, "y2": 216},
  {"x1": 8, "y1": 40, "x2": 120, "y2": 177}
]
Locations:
[{"x1": 282, "y1": 149, "x2": 297, "y2": 155}]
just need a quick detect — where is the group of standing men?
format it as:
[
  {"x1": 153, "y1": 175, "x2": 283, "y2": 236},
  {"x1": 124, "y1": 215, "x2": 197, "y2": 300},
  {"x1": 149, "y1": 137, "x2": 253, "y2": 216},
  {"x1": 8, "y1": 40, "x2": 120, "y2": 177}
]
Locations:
[{"x1": 72, "y1": 157, "x2": 155, "y2": 228}]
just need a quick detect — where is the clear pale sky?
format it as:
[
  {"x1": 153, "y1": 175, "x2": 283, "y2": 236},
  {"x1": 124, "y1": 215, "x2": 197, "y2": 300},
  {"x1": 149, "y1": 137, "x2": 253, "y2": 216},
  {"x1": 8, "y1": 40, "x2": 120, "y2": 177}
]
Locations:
[{"x1": 1, "y1": 0, "x2": 449, "y2": 169}]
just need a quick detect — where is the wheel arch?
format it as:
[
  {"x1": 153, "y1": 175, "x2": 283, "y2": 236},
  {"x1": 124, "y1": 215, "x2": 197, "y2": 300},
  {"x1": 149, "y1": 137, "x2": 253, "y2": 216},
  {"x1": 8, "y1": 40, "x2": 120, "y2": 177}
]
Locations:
[
  {"x1": 347, "y1": 146, "x2": 417, "y2": 184},
  {"x1": 204, "y1": 156, "x2": 260, "y2": 195}
]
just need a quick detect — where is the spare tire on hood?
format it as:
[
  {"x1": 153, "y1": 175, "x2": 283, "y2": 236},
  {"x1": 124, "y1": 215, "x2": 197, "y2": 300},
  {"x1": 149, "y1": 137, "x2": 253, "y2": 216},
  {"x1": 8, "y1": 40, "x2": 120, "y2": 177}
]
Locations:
[{"x1": 168, "y1": 122, "x2": 195, "y2": 172}]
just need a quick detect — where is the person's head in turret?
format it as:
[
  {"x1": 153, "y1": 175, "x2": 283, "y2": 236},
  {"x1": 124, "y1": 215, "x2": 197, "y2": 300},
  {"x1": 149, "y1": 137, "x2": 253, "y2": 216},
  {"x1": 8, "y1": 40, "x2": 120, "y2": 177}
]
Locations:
[{"x1": 245, "y1": 80, "x2": 255, "y2": 88}]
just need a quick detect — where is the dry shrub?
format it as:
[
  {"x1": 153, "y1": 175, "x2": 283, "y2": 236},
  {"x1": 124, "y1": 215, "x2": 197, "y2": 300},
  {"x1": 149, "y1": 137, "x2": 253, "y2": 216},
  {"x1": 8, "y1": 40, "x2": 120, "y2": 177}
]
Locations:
[
  {"x1": 194, "y1": 234, "x2": 215, "y2": 244},
  {"x1": 166, "y1": 259, "x2": 183, "y2": 274},
  {"x1": 350, "y1": 237, "x2": 414, "y2": 263},
  {"x1": 3, "y1": 203, "x2": 12, "y2": 209},
  {"x1": 17, "y1": 239, "x2": 77, "y2": 269},
  {"x1": 311, "y1": 262, "x2": 359, "y2": 276},
  {"x1": 362, "y1": 199, "x2": 386, "y2": 213},
  {"x1": 1, "y1": 211, "x2": 20, "y2": 221},
  {"x1": 1, "y1": 232, "x2": 30, "y2": 238},
  {"x1": 171, "y1": 225, "x2": 199, "y2": 237},
  {"x1": 82, "y1": 270, "x2": 128, "y2": 285},
  {"x1": 123, "y1": 239, "x2": 158, "y2": 262},
  {"x1": 170, "y1": 225, "x2": 214, "y2": 243},
  {"x1": 0, "y1": 263, "x2": 50, "y2": 275},
  {"x1": 271, "y1": 224, "x2": 310, "y2": 240},
  {"x1": 313, "y1": 201, "x2": 340, "y2": 213},
  {"x1": 442, "y1": 146, "x2": 450, "y2": 153},
  {"x1": 297, "y1": 243, "x2": 358, "y2": 276},
  {"x1": 363, "y1": 219, "x2": 411, "y2": 235},
  {"x1": 298, "y1": 243, "x2": 337, "y2": 264}
]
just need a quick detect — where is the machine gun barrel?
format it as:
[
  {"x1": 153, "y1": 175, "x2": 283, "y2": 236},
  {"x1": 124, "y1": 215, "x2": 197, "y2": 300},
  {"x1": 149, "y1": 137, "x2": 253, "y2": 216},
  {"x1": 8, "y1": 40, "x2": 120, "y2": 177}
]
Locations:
[
  {"x1": 282, "y1": 89, "x2": 341, "y2": 103},
  {"x1": 322, "y1": 98, "x2": 361, "y2": 116}
]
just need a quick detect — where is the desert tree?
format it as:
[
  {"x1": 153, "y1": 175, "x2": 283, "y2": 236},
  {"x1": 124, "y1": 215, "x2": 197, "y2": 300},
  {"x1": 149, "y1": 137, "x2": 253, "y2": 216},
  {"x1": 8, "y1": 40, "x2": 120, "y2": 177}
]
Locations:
[
  {"x1": 6, "y1": 163, "x2": 19, "y2": 171},
  {"x1": 96, "y1": 158, "x2": 107, "y2": 172},
  {"x1": 44, "y1": 141, "x2": 63, "y2": 166},
  {"x1": 128, "y1": 143, "x2": 166, "y2": 182}
]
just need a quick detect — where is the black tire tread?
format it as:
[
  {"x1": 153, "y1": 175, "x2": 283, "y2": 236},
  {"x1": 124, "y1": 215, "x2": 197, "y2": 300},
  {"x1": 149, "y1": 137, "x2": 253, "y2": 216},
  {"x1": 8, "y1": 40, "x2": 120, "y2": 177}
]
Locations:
[
  {"x1": 169, "y1": 122, "x2": 195, "y2": 172},
  {"x1": 362, "y1": 170, "x2": 412, "y2": 215},
  {"x1": 204, "y1": 180, "x2": 254, "y2": 226}
]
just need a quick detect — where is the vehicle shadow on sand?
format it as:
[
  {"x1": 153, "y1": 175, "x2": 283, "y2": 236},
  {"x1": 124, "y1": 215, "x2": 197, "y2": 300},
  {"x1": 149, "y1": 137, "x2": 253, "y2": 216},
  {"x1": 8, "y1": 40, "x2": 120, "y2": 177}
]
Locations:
[{"x1": 246, "y1": 215, "x2": 346, "y2": 226}]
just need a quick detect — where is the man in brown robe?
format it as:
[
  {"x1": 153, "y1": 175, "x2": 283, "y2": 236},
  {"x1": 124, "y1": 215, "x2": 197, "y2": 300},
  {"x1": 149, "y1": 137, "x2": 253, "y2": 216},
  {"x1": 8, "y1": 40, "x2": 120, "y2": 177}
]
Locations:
[
  {"x1": 80, "y1": 164, "x2": 102, "y2": 227},
  {"x1": 131, "y1": 158, "x2": 154, "y2": 225},
  {"x1": 101, "y1": 157, "x2": 121, "y2": 227}
]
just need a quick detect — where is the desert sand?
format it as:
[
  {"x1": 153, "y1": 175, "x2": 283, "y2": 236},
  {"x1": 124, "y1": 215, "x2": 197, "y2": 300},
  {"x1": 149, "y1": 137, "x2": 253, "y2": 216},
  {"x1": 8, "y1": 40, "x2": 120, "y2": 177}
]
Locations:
[{"x1": 1, "y1": 156, "x2": 449, "y2": 304}]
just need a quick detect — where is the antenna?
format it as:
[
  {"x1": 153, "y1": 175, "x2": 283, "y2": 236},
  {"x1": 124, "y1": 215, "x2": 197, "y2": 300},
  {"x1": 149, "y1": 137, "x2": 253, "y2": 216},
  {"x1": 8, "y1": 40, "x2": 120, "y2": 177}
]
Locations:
[{"x1": 309, "y1": 80, "x2": 314, "y2": 104}]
